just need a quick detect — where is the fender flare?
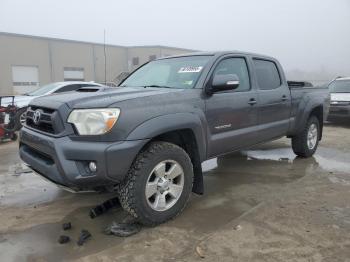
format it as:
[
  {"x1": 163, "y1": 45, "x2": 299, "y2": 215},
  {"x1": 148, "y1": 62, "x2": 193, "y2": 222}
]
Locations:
[{"x1": 291, "y1": 98, "x2": 323, "y2": 136}]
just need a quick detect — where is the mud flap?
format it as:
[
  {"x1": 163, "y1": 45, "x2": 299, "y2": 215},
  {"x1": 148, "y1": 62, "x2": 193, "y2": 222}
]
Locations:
[{"x1": 192, "y1": 160, "x2": 204, "y2": 195}]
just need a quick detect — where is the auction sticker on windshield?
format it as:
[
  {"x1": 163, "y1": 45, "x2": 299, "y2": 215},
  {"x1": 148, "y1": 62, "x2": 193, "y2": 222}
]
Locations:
[{"x1": 178, "y1": 66, "x2": 203, "y2": 73}]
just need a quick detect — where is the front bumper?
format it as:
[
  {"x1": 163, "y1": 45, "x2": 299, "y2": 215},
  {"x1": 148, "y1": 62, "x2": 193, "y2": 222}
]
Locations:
[
  {"x1": 19, "y1": 127, "x2": 149, "y2": 191},
  {"x1": 328, "y1": 104, "x2": 350, "y2": 119}
]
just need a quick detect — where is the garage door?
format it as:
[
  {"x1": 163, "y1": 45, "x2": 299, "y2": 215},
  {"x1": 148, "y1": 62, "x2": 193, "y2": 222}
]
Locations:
[
  {"x1": 12, "y1": 66, "x2": 39, "y2": 94},
  {"x1": 64, "y1": 67, "x2": 84, "y2": 81}
]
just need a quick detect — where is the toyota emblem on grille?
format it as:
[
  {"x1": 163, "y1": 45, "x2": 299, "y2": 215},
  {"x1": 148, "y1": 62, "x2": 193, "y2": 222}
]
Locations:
[{"x1": 33, "y1": 110, "x2": 41, "y2": 125}]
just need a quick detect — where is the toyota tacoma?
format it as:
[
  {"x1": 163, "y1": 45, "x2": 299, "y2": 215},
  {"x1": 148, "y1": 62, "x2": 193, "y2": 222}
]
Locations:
[{"x1": 19, "y1": 51, "x2": 330, "y2": 225}]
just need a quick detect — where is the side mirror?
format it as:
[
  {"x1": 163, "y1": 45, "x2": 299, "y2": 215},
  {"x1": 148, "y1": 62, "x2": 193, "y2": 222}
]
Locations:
[{"x1": 211, "y1": 74, "x2": 240, "y2": 93}]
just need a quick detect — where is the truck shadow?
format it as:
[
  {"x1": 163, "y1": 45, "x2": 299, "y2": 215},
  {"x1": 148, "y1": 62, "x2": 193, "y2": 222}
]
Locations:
[{"x1": 1, "y1": 144, "x2": 324, "y2": 261}]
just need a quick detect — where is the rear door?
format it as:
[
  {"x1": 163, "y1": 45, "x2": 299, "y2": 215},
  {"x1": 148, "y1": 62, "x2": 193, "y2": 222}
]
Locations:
[
  {"x1": 205, "y1": 56, "x2": 259, "y2": 157},
  {"x1": 253, "y1": 58, "x2": 291, "y2": 141}
]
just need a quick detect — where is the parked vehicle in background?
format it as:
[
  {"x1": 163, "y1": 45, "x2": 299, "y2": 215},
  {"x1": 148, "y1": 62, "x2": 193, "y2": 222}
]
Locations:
[
  {"x1": 1, "y1": 81, "x2": 103, "y2": 128},
  {"x1": 19, "y1": 51, "x2": 330, "y2": 225},
  {"x1": 327, "y1": 77, "x2": 350, "y2": 121}
]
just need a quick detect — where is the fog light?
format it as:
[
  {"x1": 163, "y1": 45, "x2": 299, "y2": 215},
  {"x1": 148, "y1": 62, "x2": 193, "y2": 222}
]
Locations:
[{"x1": 88, "y1": 161, "x2": 97, "y2": 172}]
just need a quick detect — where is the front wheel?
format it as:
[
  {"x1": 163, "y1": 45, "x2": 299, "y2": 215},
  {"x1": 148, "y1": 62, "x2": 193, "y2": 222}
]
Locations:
[
  {"x1": 292, "y1": 116, "x2": 320, "y2": 158},
  {"x1": 14, "y1": 108, "x2": 27, "y2": 130},
  {"x1": 118, "y1": 142, "x2": 194, "y2": 226}
]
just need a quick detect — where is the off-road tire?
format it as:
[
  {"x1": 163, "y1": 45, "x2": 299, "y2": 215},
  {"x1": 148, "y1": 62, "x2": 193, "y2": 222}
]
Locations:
[
  {"x1": 118, "y1": 141, "x2": 194, "y2": 226},
  {"x1": 292, "y1": 116, "x2": 320, "y2": 158}
]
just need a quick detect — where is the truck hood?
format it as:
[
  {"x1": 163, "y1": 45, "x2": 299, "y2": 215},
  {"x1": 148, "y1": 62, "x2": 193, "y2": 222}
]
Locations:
[
  {"x1": 331, "y1": 93, "x2": 350, "y2": 102},
  {"x1": 30, "y1": 87, "x2": 183, "y2": 109}
]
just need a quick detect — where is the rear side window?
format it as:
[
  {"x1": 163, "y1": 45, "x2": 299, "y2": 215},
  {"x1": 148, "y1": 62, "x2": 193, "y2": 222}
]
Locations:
[
  {"x1": 253, "y1": 59, "x2": 281, "y2": 90},
  {"x1": 54, "y1": 84, "x2": 81, "y2": 93}
]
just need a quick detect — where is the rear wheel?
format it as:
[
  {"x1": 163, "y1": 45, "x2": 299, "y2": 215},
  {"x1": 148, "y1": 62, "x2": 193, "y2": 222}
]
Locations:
[
  {"x1": 292, "y1": 116, "x2": 320, "y2": 158},
  {"x1": 118, "y1": 141, "x2": 193, "y2": 226}
]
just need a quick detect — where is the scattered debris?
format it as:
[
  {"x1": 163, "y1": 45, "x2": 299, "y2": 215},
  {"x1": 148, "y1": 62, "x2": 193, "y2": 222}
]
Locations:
[
  {"x1": 105, "y1": 221, "x2": 141, "y2": 237},
  {"x1": 58, "y1": 235, "x2": 70, "y2": 244},
  {"x1": 89, "y1": 197, "x2": 120, "y2": 219},
  {"x1": 62, "y1": 222, "x2": 72, "y2": 231},
  {"x1": 195, "y1": 246, "x2": 205, "y2": 258},
  {"x1": 77, "y1": 229, "x2": 91, "y2": 246},
  {"x1": 234, "y1": 224, "x2": 242, "y2": 231}
]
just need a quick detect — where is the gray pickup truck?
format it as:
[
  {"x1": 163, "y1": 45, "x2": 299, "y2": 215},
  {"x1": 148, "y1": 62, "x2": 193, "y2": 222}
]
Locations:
[{"x1": 19, "y1": 51, "x2": 330, "y2": 225}]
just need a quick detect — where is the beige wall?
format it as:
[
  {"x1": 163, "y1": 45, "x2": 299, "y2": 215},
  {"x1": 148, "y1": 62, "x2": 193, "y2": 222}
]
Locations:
[
  {"x1": 0, "y1": 34, "x2": 52, "y2": 95},
  {"x1": 93, "y1": 45, "x2": 128, "y2": 83},
  {"x1": 127, "y1": 47, "x2": 161, "y2": 71},
  {"x1": 49, "y1": 41, "x2": 95, "y2": 82},
  {"x1": 0, "y1": 33, "x2": 195, "y2": 95}
]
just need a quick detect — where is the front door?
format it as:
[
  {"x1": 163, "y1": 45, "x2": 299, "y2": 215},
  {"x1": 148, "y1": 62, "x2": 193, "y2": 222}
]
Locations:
[{"x1": 205, "y1": 57, "x2": 259, "y2": 158}]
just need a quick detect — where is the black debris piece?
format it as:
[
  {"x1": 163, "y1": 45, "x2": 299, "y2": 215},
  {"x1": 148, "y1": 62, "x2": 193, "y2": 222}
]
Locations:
[
  {"x1": 77, "y1": 229, "x2": 91, "y2": 246},
  {"x1": 62, "y1": 222, "x2": 72, "y2": 230},
  {"x1": 58, "y1": 235, "x2": 70, "y2": 244},
  {"x1": 105, "y1": 221, "x2": 141, "y2": 237},
  {"x1": 89, "y1": 197, "x2": 120, "y2": 219}
]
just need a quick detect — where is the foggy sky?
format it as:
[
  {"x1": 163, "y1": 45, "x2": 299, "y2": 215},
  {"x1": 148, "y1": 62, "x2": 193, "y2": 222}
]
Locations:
[{"x1": 1, "y1": 0, "x2": 349, "y2": 79}]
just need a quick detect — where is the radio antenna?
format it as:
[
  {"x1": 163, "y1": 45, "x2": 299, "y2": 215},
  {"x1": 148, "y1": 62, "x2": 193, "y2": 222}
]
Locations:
[{"x1": 104, "y1": 29, "x2": 107, "y2": 83}]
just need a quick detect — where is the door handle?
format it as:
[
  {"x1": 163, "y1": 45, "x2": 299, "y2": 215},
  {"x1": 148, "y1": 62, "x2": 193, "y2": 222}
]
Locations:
[
  {"x1": 282, "y1": 95, "x2": 288, "y2": 101},
  {"x1": 248, "y1": 98, "x2": 257, "y2": 105}
]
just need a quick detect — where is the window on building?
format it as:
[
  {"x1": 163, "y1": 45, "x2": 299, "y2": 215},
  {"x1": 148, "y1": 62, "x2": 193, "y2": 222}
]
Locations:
[
  {"x1": 253, "y1": 59, "x2": 281, "y2": 90},
  {"x1": 149, "y1": 55, "x2": 157, "y2": 61},
  {"x1": 12, "y1": 65, "x2": 39, "y2": 94},
  {"x1": 213, "y1": 58, "x2": 251, "y2": 92},
  {"x1": 63, "y1": 67, "x2": 84, "y2": 81},
  {"x1": 132, "y1": 57, "x2": 139, "y2": 66}
]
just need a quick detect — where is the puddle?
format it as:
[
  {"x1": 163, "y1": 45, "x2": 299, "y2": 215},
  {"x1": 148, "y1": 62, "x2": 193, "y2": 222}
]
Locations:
[{"x1": 0, "y1": 170, "x2": 65, "y2": 207}]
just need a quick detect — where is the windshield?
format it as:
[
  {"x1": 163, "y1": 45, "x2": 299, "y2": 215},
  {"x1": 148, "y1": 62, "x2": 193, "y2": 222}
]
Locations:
[
  {"x1": 27, "y1": 82, "x2": 62, "y2": 96},
  {"x1": 329, "y1": 80, "x2": 350, "y2": 93},
  {"x1": 120, "y1": 56, "x2": 211, "y2": 89}
]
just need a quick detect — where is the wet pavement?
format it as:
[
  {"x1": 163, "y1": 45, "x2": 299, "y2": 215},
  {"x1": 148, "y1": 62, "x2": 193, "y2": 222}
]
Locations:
[{"x1": 0, "y1": 123, "x2": 350, "y2": 261}]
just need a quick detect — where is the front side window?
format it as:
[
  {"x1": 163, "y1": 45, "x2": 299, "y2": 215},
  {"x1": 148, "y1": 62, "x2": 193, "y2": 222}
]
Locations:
[
  {"x1": 254, "y1": 59, "x2": 281, "y2": 90},
  {"x1": 212, "y1": 57, "x2": 251, "y2": 92},
  {"x1": 121, "y1": 56, "x2": 211, "y2": 89}
]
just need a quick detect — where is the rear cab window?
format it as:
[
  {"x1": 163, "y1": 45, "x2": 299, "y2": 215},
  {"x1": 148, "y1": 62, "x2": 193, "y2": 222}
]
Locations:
[{"x1": 253, "y1": 59, "x2": 281, "y2": 90}]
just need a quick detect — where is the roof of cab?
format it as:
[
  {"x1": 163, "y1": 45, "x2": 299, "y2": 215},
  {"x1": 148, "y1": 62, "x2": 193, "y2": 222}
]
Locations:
[{"x1": 157, "y1": 51, "x2": 277, "y2": 61}]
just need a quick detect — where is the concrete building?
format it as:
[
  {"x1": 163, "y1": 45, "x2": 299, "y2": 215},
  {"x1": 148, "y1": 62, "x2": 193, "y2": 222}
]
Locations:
[{"x1": 0, "y1": 32, "x2": 195, "y2": 95}]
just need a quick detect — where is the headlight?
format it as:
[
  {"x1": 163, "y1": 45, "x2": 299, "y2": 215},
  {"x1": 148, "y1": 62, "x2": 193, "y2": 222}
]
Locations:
[{"x1": 67, "y1": 108, "x2": 120, "y2": 135}]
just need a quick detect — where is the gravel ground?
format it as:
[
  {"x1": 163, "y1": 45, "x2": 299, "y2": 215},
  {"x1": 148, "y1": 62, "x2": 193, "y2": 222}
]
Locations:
[{"x1": 0, "y1": 123, "x2": 349, "y2": 262}]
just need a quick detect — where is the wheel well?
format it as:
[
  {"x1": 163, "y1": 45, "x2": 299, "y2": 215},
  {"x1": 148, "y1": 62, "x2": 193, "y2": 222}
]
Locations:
[
  {"x1": 309, "y1": 106, "x2": 323, "y2": 140},
  {"x1": 145, "y1": 129, "x2": 204, "y2": 195}
]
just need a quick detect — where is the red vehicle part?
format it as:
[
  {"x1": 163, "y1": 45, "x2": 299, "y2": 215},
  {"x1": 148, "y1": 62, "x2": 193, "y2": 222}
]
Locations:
[{"x1": 0, "y1": 96, "x2": 19, "y2": 141}]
